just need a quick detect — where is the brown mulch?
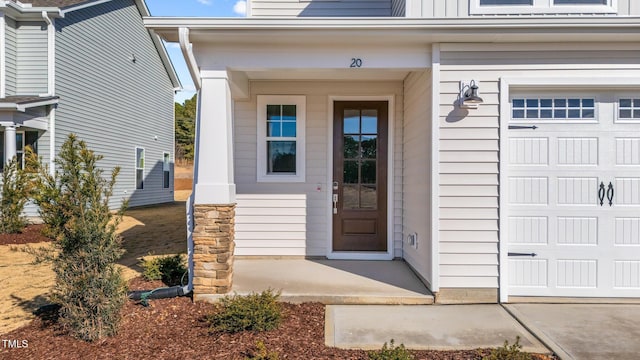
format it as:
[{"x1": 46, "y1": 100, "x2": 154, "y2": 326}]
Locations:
[
  {"x1": 0, "y1": 277, "x2": 556, "y2": 360},
  {"x1": 0, "y1": 225, "x2": 50, "y2": 246}
]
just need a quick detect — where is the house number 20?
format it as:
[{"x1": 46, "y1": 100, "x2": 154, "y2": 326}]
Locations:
[{"x1": 350, "y1": 58, "x2": 363, "y2": 68}]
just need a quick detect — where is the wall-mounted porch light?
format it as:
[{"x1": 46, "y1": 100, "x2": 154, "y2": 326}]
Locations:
[{"x1": 458, "y1": 80, "x2": 484, "y2": 109}]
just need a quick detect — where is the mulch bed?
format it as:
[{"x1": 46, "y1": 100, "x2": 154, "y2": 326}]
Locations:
[
  {"x1": 0, "y1": 225, "x2": 51, "y2": 246},
  {"x1": 1, "y1": 277, "x2": 556, "y2": 360}
]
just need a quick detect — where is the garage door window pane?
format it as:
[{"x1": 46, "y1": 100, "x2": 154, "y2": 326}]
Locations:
[
  {"x1": 512, "y1": 97, "x2": 595, "y2": 120},
  {"x1": 619, "y1": 99, "x2": 640, "y2": 120}
]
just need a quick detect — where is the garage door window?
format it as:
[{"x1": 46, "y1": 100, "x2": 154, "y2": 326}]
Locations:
[
  {"x1": 618, "y1": 99, "x2": 640, "y2": 120},
  {"x1": 512, "y1": 97, "x2": 595, "y2": 120}
]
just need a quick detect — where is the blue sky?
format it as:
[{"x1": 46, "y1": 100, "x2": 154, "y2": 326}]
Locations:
[{"x1": 145, "y1": 0, "x2": 247, "y2": 104}]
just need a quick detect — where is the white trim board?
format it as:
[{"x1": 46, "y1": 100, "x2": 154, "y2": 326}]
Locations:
[{"x1": 326, "y1": 95, "x2": 395, "y2": 261}]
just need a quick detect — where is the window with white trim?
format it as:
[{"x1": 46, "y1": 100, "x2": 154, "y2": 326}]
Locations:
[
  {"x1": 512, "y1": 97, "x2": 595, "y2": 120},
  {"x1": 618, "y1": 99, "x2": 640, "y2": 120},
  {"x1": 0, "y1": 131, "x2": 38, "y2": 171},
  {"x1": 472, "y1": 0, "x2": 615, "y2": 14},
  {"x1": 163, "y1": 152, "x2": 171, "y2": 189},
  {"x1": 257, "y1": 95, "x2": 305, "y2": 182},
  {"x1": 135, "y1": 147, "x2": 144, "y2": 190}
]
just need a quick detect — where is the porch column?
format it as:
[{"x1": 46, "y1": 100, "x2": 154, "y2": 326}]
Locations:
[
  {"x1": 4, "y1": 125, "x2": 16, "y2": 163},
  {"x1": 191, "y1": 71, "x2": 237, "y2": 299}
]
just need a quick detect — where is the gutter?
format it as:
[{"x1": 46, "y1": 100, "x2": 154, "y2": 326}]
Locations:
[
  {"x1": 178, "y1": 27, "x2": 201, "y2": 90},
  {"x1": 41, "y1": 10, "x2": 56, "y2": 175}
]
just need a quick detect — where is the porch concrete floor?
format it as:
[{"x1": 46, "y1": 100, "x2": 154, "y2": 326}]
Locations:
[{"x1": 220, "y1": 259, "x2": 433, "y2": 304}]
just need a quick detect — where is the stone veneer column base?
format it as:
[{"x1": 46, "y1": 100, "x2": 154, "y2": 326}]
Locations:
[{"x1": 192, "y1": 204, "x2": 235, "y2": 297}]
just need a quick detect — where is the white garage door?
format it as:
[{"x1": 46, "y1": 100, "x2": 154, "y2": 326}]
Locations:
[{"x1": 507, "y1": 94, "x2": 640, "y2": 297}]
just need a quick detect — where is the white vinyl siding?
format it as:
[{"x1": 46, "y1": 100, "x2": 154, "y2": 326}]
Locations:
[
  {"x1": 438, "y1": 43, "x2": 640, "y2": 290},
  {"x1": 234, "y1": 80, "x2": 403, "y2": 257},
  {"x1": 54, "y1": 0, "x2": 175, "y2": 208},
  {"x1": 402, "y1": 70, "x2": 432, "y2": 285},
  {"x1": 417, "y1": 0, "x2": 638, "y2": 16},
  {"x1": 5, "y1": 18, "x2": 17, "y2": 96},
  {"x1": 250, "y1": 0, "x2": 392, "y2": 17},
  {"x1": 16, "y1": 21, "x2": 48, "y2": 95}
]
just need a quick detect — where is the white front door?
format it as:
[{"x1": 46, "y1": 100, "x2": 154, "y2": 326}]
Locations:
[{"x1": 507, "y1": 93, "x2": 640, "y2": 297}]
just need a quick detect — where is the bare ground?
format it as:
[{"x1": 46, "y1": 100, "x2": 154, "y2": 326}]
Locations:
[{"x1": 0, "y1": 189, "x2": 193, "y2": 335}]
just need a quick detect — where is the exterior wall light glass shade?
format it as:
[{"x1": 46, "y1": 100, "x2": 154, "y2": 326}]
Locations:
[{"x1": 459, "y1": 80, "x2": 484, "y2": 109}]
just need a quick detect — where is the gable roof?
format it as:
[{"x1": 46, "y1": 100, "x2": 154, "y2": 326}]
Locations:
[
  {"x1": 22, "y1": 0, "x2": 90, "y2": 7},
  {"x1": 11, "y1": 0, "x2": 181, "y2": 90}
]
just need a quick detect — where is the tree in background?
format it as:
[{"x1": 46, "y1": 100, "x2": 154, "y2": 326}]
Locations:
[{"x1": 175, "y1": 94, "x2": 197, "y2": 161}]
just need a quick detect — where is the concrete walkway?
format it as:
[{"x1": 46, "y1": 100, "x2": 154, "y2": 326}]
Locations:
[
  {"x1": 506, "y1": 304, "x2": 640, "y2": 360},
  {"x1": 326, "y1": 304, "x2": 549, "y2": 353},
  {"x1": 225, "y1": 259, "x2": 433, "y2": 304}
]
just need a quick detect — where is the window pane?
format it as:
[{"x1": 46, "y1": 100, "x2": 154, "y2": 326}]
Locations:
[
  {"x1": 634, "y1": 110, "x2": 640, "y2": 119},
  {"x1": 16, "y1": 133, "x2": 23, "y2": 151},
  {"x1": 513, "y1": 109, "x2": 525, "y2": 118},
  {"x1": 267, "y1": 122, "x2": 280, "y2": 137},
  {"x1": 344, "y1": 109, "x2": 360, "y2": 134},
  {"x1": 344, "y1": 136, "x2": 359, "y2": 159},
  {"x1": 163, "y1": 172, "x2": 170, "y2": 189},
  {"x1": 361, "y1": 110, "x2": 377, "y2": 134},
  {"x1": 620, "y1": 99, "x2": 632, "y2": 107},
  {"x1": 361, "y1": 135, "x2": 377, "y2": 159},
  {"x1": 267, "y1": 105, "x2": 280, "y2": 121},
  {"x1": 526, "y1": 109, "x2": 538, "y2": 118},
  {"x1": 540, "y1": 99, "x2": 553, "y2": 108},
  {"x1": 282, "y1": 122, "x2": 296, "y2": 137},
  {"x1": 513, "y1": 99, "x2": 525, "y2": 107},
  {"x1": 361, "y1": 161, "x2": 376, "y2": 184},
  {"x1": 343, "y1": 160, "x2": 358, "y2": 184},
  {"x1": 634, "y1": 99, "x2": 640, "y2": 107},
  {"x1": 282, "y1": 105, "x2": 296, "y2": 120},
  {"x1": 343, "y1": 185, "x2": 359, "y2": 210},
  {"x1": 163, "y1": 153, "x2": 170, "y2": 171},
  {"x1": 136, "y1": 148, "x2": 144, "y2": 168},
  {"x1": 554, "y1": 0, "x2": 606, "y2": 4},
  {"x1": 554, "y1": 109, "x2": 567, "y2": 118},
  {"x1": 568, "y1": 99, "x2": 581, "y2": 107},
  {"x1": 554, "y1": 99, "x2": 566, "y2": 107},
  {"x1": 136, "y1": 170, "x2": 144, "y2": 189},
  {"x1": 360, "y1": 185, "x2": 377, "y2": 209},
  {"x1": 540, "y1": 109, "x2": 553, "y2": 118},
  {"x1": 526, "y1": 99, "x2": 539, "y2": 107},
  {"x1": 582, "y1": 109, "x2": 594, "y2": 118},
  {"x1": 620, "y1": 109, "x2": 632, "y2": 118},
  {"x1": 480, "y1": 0, "x2": 532, "y2": 4},
  {"x1": 582, "y1": 99, "x2": 595, "y2": 107},
  {"x1": 267, "y1": 141, "x2": 296, "y2": 173},
  {"x1": 568, "y1": 109, "x2": 581, "y2": 118},
  {"x1": 26, "y1": 131, "x2": 38, "y2": 153}
]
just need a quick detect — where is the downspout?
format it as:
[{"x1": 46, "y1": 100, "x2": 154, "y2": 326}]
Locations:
[
  {"x1": 129, "y1": 28, "x2": 203, "y2": 302},
  {"x1": 42, "y1": 11, "x2": 56, "y2": 175}
]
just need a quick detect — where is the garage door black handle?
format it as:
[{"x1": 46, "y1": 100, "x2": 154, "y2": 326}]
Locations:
[
  {"x1": 607, "y1": 182, "x2": 614, "y2": 206},
  {"x1": 598, "y1": 182, "x2": 605, "y2": 206}
]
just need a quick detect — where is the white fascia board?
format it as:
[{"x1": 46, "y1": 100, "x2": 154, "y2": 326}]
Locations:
[
  {"x1": 59, "y1": 0, "x2": 112, "y2": 15},
  {"x1": 0, "y1": 2, "x2": 60, "y2": 18},
  {"x1": 144, "y1": 17, "x2": 640, "y2": 44},
  {"x1": 15, "y1": 98, "x2": 59, "y2": 112},
  {"x1": 144, "y1": 16, "x2": 640, "y2": 30}
]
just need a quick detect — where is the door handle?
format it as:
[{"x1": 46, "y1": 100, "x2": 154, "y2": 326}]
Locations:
[
  {"x1": 598, "y1": 182, "x2": 605, "y2": 206},
  {"x1": 332, "y1": 193, "x2": 338, "y2": 214},
  {"x1": 607, "y1": 182, "x2": 614, "y2": 206}
]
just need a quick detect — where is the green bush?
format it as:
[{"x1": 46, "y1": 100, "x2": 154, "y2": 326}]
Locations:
[
  {"x1": 245, "y1": 340, "x2": 279, "y2": 360},
  {"x1": 483, "y1": 337, "x2": 533, "y2": 360},
  {"x1": 207, "y1": 289, "x2": 282, "y2": 333},
  {"x1": 0, "y1": 156, "x2": 29, "y2": 234},
  {"x1": 25, "y1": 134, "x2": 128, "y2": 342},
  {"x1": 140, "y1": 254, "x2": 187, "y2": 286},
  {"x1": 368, "y1": 339, "x2": 414, "y2": 360}
]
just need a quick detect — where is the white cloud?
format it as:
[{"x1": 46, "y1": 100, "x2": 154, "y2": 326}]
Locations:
[
  {"x1": 196, "y1": 0, "x2": 212, "y2": 5},
  {"x1": 233, "y1": 0, "x2": 247, "y2": 15}
]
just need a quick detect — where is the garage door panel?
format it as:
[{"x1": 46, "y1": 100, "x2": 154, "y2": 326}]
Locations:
[
  {"x1": 615, "y1": 217, "x2": 640, "y2": 245},
  {"x1": 615, "y1": 178, "x2": 640, "y2": 205},
  {"x1": 615, "y1": 138, "x2": 640, "y2": 165},
  {"x1": 507, "y1": 94, "x2": 640, "y2": 298},
  {"x1": 557, "y1": 137, "x2": 599, "y2": 165}
]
